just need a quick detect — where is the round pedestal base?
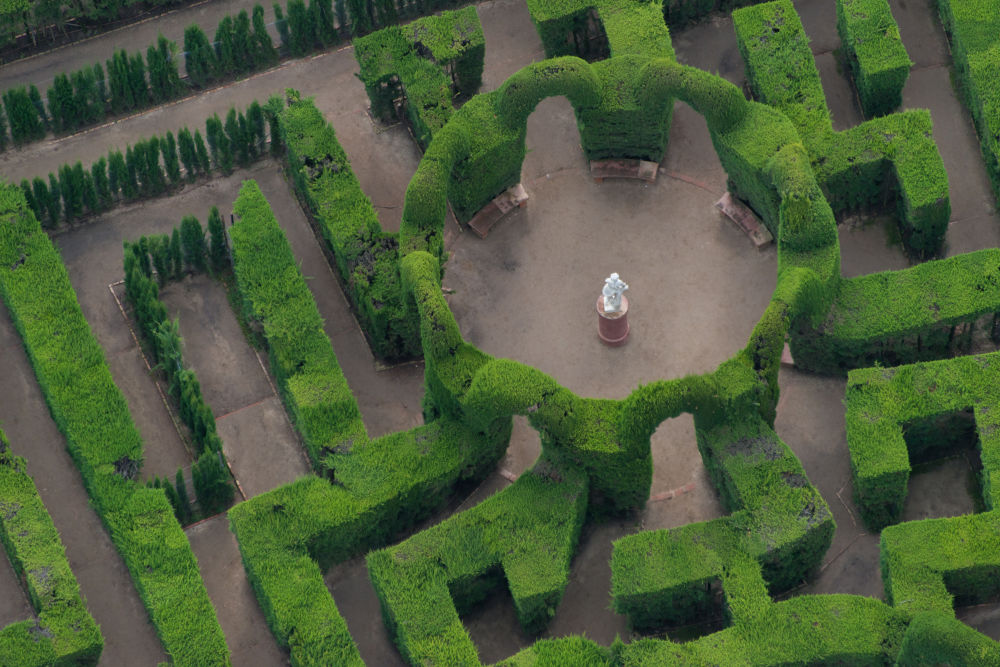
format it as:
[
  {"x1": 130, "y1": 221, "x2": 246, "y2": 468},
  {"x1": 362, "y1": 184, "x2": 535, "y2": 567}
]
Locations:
[{"x1": 597, "y1": 295, "x2": 630, "y2": 346}]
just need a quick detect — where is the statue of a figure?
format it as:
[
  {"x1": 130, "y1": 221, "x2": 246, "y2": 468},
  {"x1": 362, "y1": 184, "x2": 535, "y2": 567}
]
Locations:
[{"x1": 602, "y1": 273, "x2": 629, "y2": 312}]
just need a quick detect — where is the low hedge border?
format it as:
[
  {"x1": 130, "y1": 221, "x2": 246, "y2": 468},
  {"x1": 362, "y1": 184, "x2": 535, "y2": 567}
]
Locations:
[
  {"x1": 937, "y1": 0, "x2": 1000, "y2": 203},
  {"x1": 733, "y1": 0, "x2": 950, "y2": 259},
  {"x1": 0, "y1": 431, "x2": 103, "y2": 666},
  {"x1": 0, "y1": 185, "x2": 229, "y2": 665},
  {"x1": 835, "y1": 0, "x2": 911, "y2": 118},
  {"x1": 354, "y1": 7, "x2": 484, "y2": 150}
]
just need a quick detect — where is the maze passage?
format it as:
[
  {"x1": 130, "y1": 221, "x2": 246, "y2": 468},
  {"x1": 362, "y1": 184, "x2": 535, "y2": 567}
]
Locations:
[{"x1": 1, "y1": 0, "x2": 1000, "y2": 663}]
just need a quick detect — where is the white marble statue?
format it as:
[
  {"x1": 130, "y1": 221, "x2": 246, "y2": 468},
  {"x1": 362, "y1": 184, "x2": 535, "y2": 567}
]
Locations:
[{"x1": 602, "y1": 273, "x2": 629, "y2": 312}]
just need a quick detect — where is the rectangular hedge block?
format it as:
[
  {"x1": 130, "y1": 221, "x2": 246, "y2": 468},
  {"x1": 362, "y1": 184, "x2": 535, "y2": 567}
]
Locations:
[
  {"x1": 846, "y1": 350, "x2": 1000, "y2": 530},
  {"x1": 937, "y1": 0, "x2": 1000, "y2": 203},
  {"x1": 280, "y1": 97, "x2": 420, "y2": 361},
  {"x1": 229, "y1": 179, "x2": 368, "y2": 471},
  {"x1": 0, "y1": 433, "x2": 103, "y2": 666},
  {"x1": 836, "y1": 0, "x2": 911, "y2": 118}
]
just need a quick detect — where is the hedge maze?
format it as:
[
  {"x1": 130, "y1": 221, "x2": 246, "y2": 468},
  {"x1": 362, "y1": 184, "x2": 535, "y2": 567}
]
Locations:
[{"x1": 2, "y1": 0, "x2": 1000, "y2": 664}]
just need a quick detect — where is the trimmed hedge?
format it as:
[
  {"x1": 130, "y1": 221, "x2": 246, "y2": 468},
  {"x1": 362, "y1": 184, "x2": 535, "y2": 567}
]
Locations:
[
  {"x1": 792, "y1": 248, "x2": 1000, "y2": 374},
  {"x1": 367, "y1": 456, "x2": 588, "y2": 665},
  {"x1": 618, "y1": 595, "x2": 909, "y2": 664},
  {"x1": 279, "y1": 96, "x2": 420, "y2": 360},
  {"x1": 230, "y1": 179, "x2": 368, "y2": 471},
  {"x1": 0, "y1": 431, "x2": 103, "y2": 666},
  {"x1": 845, "y1": 350, "x2": 1000, "y2": 529},
  {"x1": 937, "y1": 0, "x2": 1000, "y2": 203},
  {"x1": 612, "y1": 414, "x2": 835, "y2": 631},
  {"x1": 354, "y1": 7, "x2": 484, "y2": 149},
  {"x1": 733, "y1": 0, "x2": 950, "y2": 259},
  {"x1": 524, "y1": 0, "x2": 674, "y2": 60},
  {"x1": 835, "y1": 0, "x2": 911, "y2": 118},
  {"x1": 897, "y1": 611, "x2": 1000, "y2": 665},
  {"x1": 0, "y1": 185, "x2": 229, "y2": 666}
]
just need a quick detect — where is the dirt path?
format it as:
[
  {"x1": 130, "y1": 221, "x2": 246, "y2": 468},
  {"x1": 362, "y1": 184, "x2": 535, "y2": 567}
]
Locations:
[
  {"x1": 161, "y1": 272, "x2": 311, "y2": 497},
  {"x1": 0, "y1": 301, "x2": 167, "y2": 665},
  {"x1": 186, "y1": 514, "x2": 287, "y2": 665}
]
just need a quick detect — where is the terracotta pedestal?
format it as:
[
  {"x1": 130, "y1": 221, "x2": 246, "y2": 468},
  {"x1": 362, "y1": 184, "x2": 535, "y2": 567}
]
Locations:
[{"x1": 597, "y1": 295, "x2": 630, "y2": 346}]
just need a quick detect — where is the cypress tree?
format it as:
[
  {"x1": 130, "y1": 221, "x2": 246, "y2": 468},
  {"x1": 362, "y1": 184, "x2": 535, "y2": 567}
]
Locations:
[
  {"x1": 127, "y1": 52, "x2": 149, "y2": 109},
  {"x1": 145, "y1": 135, "x2": 166, "y2": 195},
  {"x1": 183, "y1": 25, "x2": 216, "y2": 88},
  {"x1": 346, "y1": 0, "x2": 373, "y2": 36},
  {"x1": 193, "y1": 451, "x2": 233, "y2": 516},
  {"x1": 252, "y1": 4, "x2": 278, "y2": 68},
  {"x1": 0, "y1": 108, "x2": 8, "y2": 151},
  {"x1": 177, "y1": 127, "x2": 198, "y2": 179},
  {"x1": 91, "y1": 157, "x2": 111, "y2": 210},
  {"x1": 107, "y1": 150, "x2": 126, "y2": 199},
  {"x1": 375, "y1": 0, "x2": 396, "y2": 29},
  {"x1": 208, "y1": 205, "x2": 228, "y2": 271},
  {"x1": 93, "y1": 64, "x2": 107, "y2": 113},
  {"x1": 180, "y1": 214, "x2": 207, "y2": 271},
  {"x1": 47, "y1": 73, "x2": 74, "y2": 132},
  {"x1": 205, "y1": 113, "x2": 221, "y2": 165},
  {"x1": 214, "y1": 16, "x2": 237, "y2": 77},
  {"x1": 334, "y1": 0, "x2": 347, "y2": 30},
  {"x1": 162, "y1": 131, "x2": 182, "y2": 185},
  {"x1": 312, "y1": 0, "x2": 337, "y2": 46},
  {"x1": 225, "y1": 107, "x2": 248, "y2": 166},
  {"x1": 274, "y1": 4, "x2": 290, "y2": 51},
  {"x1": 123, "y1": 145, "x2": 140, "y2": 199},
  {"x1": 233, "y1": 10, "x2": 255, "y2": 74},
  {"x1": 193, "y1": 129, "x2": 212, "y2": 173},
  {"x1": 72, "y1": 67, "x2": 102, "y2": 126},
  {"x1": 31, "y1": 177, "x2": 51, "y2": 227},
  {"x1": 4, "y1": 87, "x2": 44, "y2": 142},
  {"x1": 163, "y1": 478, "x2": 183, "y2": 522},
  {"x1": 170, "y1": 227, "x2": 184, "y2": 278},
  {"x1": 107, "y1": 50, "x2": 133, "y2": 113},
  {"x1": 27, "y1": 85, "x2": 47, "y2": 132},
  {"x1": 286, "y1": 0, "x2": 313, "y2": 57},
  {"x1": 248, "y1": 101, "x2": 266, "y2": 154},
  {"x1": 265, "y1": 95, "x2": 284, "y2": 156},
  {"x1": 151, "y1": 234, "x2": 172, "y2": 286},
  {"x1": 59, "y1": 163, "x2": 83, "y2": 221},
  {"x1": 175, "y1": 467, "x2": 192, "y2": 523},
  {"x1": 157, "y1": 35, "x2": 182, "y2": 100},
  {"x1": 46, "y1": 173, "x2": 62, "y2": 227},
  {"x1": 147, "y1": 40, "x2": 169, "y2": 103},
  {"x1": 81, "y1": 168, "x2": 99, "y2": 214},
  {"x1": 20, "y1": 180, "x2": 38, "y2": 218}
]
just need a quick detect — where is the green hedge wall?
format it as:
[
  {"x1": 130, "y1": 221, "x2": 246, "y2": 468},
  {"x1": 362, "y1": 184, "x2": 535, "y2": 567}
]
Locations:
[
  {"x1": 229, "y1": 179, "x2": 369, "y2": 471},
  {"x1": 279, "y1": 96, "x2": 420, "y2": 360},
  {"x1": 882, "y1": 510, "x2": 1000, "y2": 615},
  {"x1": 897, "y1": 611, "x2": 1000, "y2": 665},
  {"x1": 937, "y1": 0, "x2": 1000, "y2": 203},
  {"x1": 845, "y1": 350, "x2": 1000, "y2": 530},
  {"x1": 367, "y1": 456, "x2": 588, "y2": 665},
  {"x1": 792, "y1": 248, "x2": 1000, "y2": 375},
  {"x1": 661, "y1": 0, "x2": 765, "y2": 31},
  {"x1": 835, "y1": 0, "x2": 911, "y2": 118},
  {"x1": 733, "y1": 0, "x2": 950, "y2": 259},
  {"x1": 524, "y1": 0, "x2": 674, "y2": 60},
  {"x1": 0, "y1": 432, "x2": 103, "y2": 666},
  {"x1": 0, "y1": 185, "x2": 229, "y2": 665},
  {"x1": 354, "y1": 7, "x2": 484, "y2": 149}
]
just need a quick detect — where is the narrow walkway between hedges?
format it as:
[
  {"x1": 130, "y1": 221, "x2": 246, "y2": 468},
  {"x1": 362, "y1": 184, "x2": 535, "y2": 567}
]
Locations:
[{"x1": 0, "y1": 301, "x2": 168, "y2": 665}]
